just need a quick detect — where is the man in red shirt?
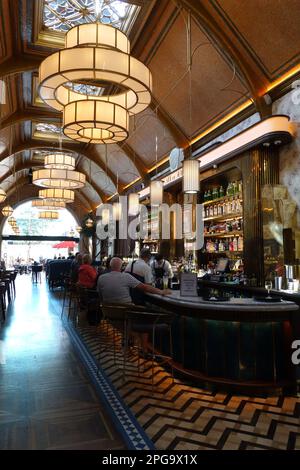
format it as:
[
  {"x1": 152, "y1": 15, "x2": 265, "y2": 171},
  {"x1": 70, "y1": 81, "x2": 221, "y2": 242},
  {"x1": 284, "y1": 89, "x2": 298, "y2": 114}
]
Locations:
[{"x1": 78, "y1": 254, "x2": 97, "y2": 289}]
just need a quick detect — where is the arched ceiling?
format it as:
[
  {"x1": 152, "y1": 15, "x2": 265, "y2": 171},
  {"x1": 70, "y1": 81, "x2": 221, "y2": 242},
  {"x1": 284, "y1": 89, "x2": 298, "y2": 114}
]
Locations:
[{"x1": 1, "y1": 0, "x2": 300, "y2": 212}]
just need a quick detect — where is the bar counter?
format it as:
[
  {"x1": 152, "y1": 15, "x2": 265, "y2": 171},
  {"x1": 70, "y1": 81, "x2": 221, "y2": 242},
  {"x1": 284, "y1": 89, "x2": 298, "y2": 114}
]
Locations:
[{"x1": 146, "y1": 291, "x2": 300, "y2": 394}]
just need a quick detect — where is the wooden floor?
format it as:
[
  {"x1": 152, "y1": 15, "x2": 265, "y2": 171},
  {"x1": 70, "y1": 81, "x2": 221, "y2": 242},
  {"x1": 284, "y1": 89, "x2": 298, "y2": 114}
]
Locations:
[{"x1": 0, "y1": 275, "x2": 125, "y2": 450}]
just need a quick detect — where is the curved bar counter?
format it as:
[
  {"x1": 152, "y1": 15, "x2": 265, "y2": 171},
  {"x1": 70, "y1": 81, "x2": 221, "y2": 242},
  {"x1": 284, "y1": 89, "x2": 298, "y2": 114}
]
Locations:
[{"x1": 146, "y1": 292, "x2": 299, "y2": 393}]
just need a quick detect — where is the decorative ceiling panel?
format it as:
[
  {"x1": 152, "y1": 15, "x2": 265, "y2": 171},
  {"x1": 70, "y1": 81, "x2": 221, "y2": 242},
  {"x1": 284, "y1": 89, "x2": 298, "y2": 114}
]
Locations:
[
  {"x1": 126, "y1": 108, "x2": 176, "y2": 166},
  {"x1": 149, "y1": 14, "x2": 249, "y2": 140},
  {"x1": 95, "y1": 144, "x2": 140, "y2": 184},
  {"x1": 80, "y1": 158, "x2": 116, "y2": 195},
  {"x1": 212, "y1": 0, "x2": 300, "y2": 79}
]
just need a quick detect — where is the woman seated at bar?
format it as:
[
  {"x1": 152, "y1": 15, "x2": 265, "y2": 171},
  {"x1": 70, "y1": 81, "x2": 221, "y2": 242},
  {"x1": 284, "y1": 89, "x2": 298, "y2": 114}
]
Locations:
[
  {"x1": 97, "y1": 257, "x2": 170, "y2": 304},
  {"x1": 152, "y1": 253, "x2": 173, "y2": 288},
  {"x1": 78, "y1": 254, "x2": 97, "y2": 289},
  {"x1": 70, "y1": 252, "x2": 83, "y2": 283}
]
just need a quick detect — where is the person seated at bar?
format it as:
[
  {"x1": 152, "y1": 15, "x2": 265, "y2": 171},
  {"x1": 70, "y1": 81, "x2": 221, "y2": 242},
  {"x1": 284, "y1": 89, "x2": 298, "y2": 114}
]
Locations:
[
  {"x1": 70, "y1": 252, "x2": 83, "y2": 283},
  {"x1": 78, "y1": 254, "x2": 97, "y2": 289},
  {"x1": 125, "y1": 248, "x2": 153, "y2": 304},
  {"x1": 152, "y1": 253, "x2": 173, "y2": 289},
  {"x1": 97, "y1": 257, "x2": 170, "y2": 305}
]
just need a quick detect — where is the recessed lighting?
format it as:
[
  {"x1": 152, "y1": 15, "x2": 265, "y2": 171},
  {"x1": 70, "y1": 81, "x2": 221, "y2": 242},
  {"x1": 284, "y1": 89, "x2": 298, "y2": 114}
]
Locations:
[
  {"x1": 274, "y1": 140, "x2": 282, "y2": 145},
  {"x1": 263, "y1": 142, "x2": 271, "y2": 147}
]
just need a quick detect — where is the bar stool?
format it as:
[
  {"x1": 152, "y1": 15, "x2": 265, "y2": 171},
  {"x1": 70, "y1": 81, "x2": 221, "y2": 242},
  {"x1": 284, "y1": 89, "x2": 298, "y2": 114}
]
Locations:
[
  {"x1": 32, "y1": 265, "x2": 43, "y2": 283},
  {"x1": 127, "y1": 309, "x2": 175, "y2": 391},
  {"x1": 0, "y1": 283, "x2": 6, "y2": 322},
  {"x1": 99, "y1": 304, "x2": 175, "y2": 389}
]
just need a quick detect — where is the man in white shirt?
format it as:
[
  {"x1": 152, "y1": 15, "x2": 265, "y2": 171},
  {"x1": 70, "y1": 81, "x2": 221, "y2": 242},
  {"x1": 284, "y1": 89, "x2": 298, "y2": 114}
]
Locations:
[
  {"x1": 125, "y1": 248, "x2": 153, "y2": 284},
  {"x1": 97, "y1": 257, "x2": 170, "y2": 305}
]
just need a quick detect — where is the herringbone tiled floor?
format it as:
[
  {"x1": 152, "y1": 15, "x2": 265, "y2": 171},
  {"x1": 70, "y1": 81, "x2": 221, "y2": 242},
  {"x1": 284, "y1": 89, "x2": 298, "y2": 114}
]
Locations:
[{"x1": 71, "y1": 319, "x2": 300, "y2": 450}]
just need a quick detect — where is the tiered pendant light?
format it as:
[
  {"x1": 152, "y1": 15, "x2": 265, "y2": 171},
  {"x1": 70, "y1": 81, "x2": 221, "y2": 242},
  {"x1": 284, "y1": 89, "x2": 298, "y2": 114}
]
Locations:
[
  {"x1": 33, "y1": 168, "x2": 86, "y2": 189},
  {"x1": 39, "y1": 188, "x2": 75, "y2": 203},
  {"x1": 38, "y1": 23, "x2": 152, "y2": 144},
  {"x1": 32, "y1": 199, "x2": 66, "y2": 210},
  {"x1": 2, "y1": 205, "x2": 13, "y2": 217},
  {"x1": 44, "y1": 154, "x2": 75, "y2": 170},
  {"x1": 39, "y1": 211, "x2": 59, "y2": 220},
  {"x1": 183, "y1": 160, "x2": 199, "y2": 194},
  {"x1": 0, "y1": 188, "x2": 7, "y2": 203}
]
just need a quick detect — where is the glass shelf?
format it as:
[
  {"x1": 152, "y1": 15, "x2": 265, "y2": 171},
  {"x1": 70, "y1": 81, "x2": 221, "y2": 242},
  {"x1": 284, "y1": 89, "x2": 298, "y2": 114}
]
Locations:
[
  {"x1": 203, "y1": 213, "x2": 243, "y2": 222},
  {"x1": 202, "y1": 192, "x2": 243, "y2": 206},
  {"x1": 204, "y1": 231, "x2": 243, "y2": 238}
]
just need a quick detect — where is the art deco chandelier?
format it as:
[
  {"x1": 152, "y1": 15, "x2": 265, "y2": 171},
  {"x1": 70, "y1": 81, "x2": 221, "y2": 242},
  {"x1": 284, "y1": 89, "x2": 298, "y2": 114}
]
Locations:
[{"x1": 38, "y1": 23, "x2": 152, "y2": 144}]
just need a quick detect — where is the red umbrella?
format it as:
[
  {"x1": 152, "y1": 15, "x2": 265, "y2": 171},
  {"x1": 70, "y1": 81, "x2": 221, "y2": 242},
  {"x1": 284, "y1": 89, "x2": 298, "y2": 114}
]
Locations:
[{"x1": 53, "y1": 241, "x2": 77, "y2": 249}]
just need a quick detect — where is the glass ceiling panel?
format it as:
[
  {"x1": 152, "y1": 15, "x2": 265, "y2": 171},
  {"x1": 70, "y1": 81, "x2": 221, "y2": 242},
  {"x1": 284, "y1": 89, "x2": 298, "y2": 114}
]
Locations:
[{"x1": 43, "y1": 0, "x2": 140, "y2": 33}]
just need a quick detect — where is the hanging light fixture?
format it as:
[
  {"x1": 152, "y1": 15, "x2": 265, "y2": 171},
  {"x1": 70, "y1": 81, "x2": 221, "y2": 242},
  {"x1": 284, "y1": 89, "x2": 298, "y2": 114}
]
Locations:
[
  {"x1": 113, "y1": 202, "x2": 122, "y2": 221},
  {"x1": 39, "y1": 188, "x2": 75, "y2": 203},
  {"x1": 128, "y1": 193, "x2": 140, "y2": 216},
  {"x1": 33, "y1": 168, "x2": 86, "y2": 189},
  {"x1": 32, "y1": 199, "x2": 66, "y2": 210},
  {"x1": 0, "y1": 188, "x2": 7, "y2": 203},
  {"x1": 38, "y1": 23, "x2": 152, "y2": 144},
  {"x1": 39, "y1": 211, "x2": 59, "y2": 220},
  {"x1": 102, "y1": 208, "x2": 110, "y2": 225},
  {"x1": 2, "y1": 205, "x2": 13, "y2": 217},
  {"x1": 8, "y1": 216, "x2": 16, "y2": 225},
  {"x1": 150, "y1": 180, "x2": 163, "y2": 207},
  {"x1": 44, "y1": 153, "x2": 76, "y2": 170},
  {"x1": 85, "y1": 217, "x2": 94, "y2": 228},
  {"x1": 183, "y1": 159, "x2": 199, "y2": 194}
]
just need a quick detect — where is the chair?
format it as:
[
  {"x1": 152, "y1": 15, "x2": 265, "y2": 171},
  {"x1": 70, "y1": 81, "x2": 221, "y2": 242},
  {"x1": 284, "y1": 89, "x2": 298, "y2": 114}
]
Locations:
[
  {"x1": 0, "y1": 283, "x2": 6, "y2": 322},
  {"x1": 99, "y1": 303, "x2": 175, "y2": 389},
  {"x1": 31, "y1": 265, "x2": 43, "y2": 283},
  {"x1": 127, "y1": 309, "x2": 175, "y2": 391}
]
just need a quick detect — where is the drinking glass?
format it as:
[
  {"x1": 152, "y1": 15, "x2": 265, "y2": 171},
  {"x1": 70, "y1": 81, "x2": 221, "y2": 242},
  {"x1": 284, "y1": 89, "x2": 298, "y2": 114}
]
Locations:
[
  {"x1": 265, "y1": 280, "x2": 272, "y2": 298},
  {"x1": 163, "y1": 276, "x2": 169, "y2": 290}
]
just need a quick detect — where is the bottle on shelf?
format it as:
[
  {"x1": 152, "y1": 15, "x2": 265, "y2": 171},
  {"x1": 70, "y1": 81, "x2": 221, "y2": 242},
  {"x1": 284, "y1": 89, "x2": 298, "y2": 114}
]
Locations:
[
  {"x1": 209, "y1": 205, "x2": 214, "y2": 217},
  {"x1": 238, "y1": 235, "x2": 244, "y2": 251},
  {"x1": 219, "y1": 185, "x2": 224, "y2": 198},
  {"x1": 213, "y1": 204, "x2": 218, "y2": 216},
  {"x1": 233, "y1": 181, "x2": 238, "y2": 195},
  {"x1": 207, "y1": 189, "x2": 212, "y2": 201},
  {"x1": 229, "y1": 238, "x2": 234, "y2": 252},
  {"x1": 233, "y1": 237, "x2": 238, "y2": 251},
  {"x1": 238, "y1": 180, "x2": 243, "y2": 193},
  {"x1": 218, "y1": 203, "x2": 223, "y2": 215}
]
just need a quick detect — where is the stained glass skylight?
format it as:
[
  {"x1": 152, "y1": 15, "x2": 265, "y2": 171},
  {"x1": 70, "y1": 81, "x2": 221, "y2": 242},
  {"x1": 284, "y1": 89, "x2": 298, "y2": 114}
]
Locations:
[{"x1": 43, "y1": 0, "x2": 140, "y2": 33}]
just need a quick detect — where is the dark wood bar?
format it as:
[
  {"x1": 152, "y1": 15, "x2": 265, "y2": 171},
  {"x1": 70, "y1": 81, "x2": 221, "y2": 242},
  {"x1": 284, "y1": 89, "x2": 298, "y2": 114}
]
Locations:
[{"x1": 146, "y1": 291, "x2": 299, "y2": 394}]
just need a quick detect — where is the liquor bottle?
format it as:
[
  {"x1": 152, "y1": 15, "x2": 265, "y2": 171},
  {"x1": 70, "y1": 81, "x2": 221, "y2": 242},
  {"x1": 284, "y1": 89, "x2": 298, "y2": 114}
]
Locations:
[
  {"x1": 209, "y1": 205, "x2": 214, "y2": 217},
  {"x1": 226, "y1": 183, "x2": 231, "y2": 196},
  {"x1": 204, "y1": 191, "x2": 207, "y2": 202},
  {"x1": 233, "y1": 181, "x2": 238, "y2": 195},
  {"x1": 219, "y1": 185, "x2": 224, "y2": 198},
  {"x1": 213, "y1": 204, "x2": 218, "y2": 216},
  {"x1": 238, "y1": 180, "x2": 243, "y2": 193},
  {"x1": 207, "y1": 189, "x2": 212, "y2": 201},
  {"x1": 238, "y1": 236, "x2": 244, "y2": 251},
  {"x1": 235, "y1": 196, "x2": 240, "y2": 213},
  {"x1": 205, "y1": 206, "x2": 209, "y2": 218},
  {"x1": 232, "y1": 197, "x2": 236, "y2": 213},
  {"x1": 233, "y1": 237, "x2": 238, "y2": 251},
  {"x1": 219, "y1": 240, "x2": 224, "y2": 252},
  {"x1": 218, "y1": 203, "x2": 223, "y2": 215},
  {"x1": 229, "y1": 238, "x2": 234, "y2": 252},
  {"x1": 215, "y1": 240, "x2": 219, "y2": 252}
]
